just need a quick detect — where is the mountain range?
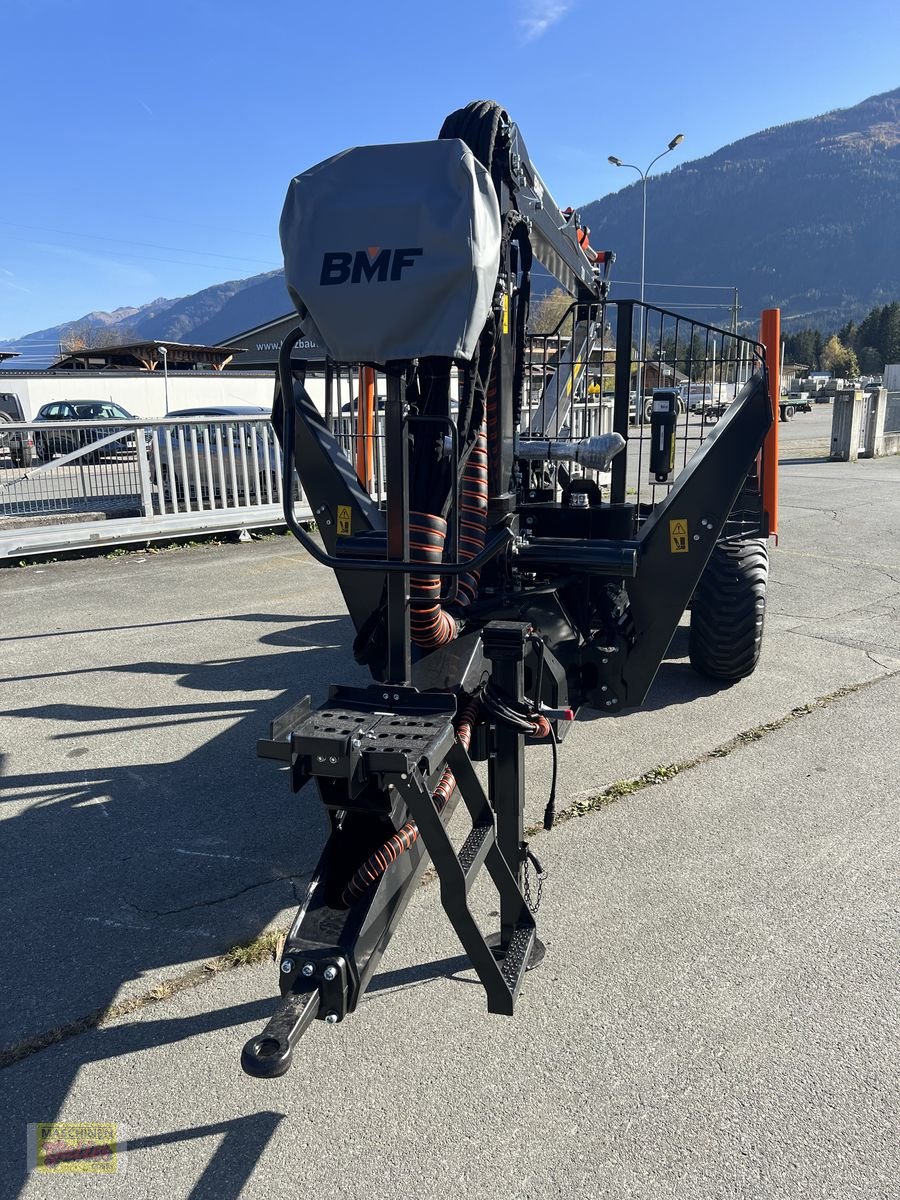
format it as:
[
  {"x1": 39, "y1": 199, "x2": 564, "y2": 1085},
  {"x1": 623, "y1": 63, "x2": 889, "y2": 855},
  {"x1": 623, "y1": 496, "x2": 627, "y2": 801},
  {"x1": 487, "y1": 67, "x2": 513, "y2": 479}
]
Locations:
[
  {"x1": 580, "y1": 85, "x2": 900, "y2": 333},
  {"x1": 3, "y1": 86, "x2": 899, "y2": 368}
]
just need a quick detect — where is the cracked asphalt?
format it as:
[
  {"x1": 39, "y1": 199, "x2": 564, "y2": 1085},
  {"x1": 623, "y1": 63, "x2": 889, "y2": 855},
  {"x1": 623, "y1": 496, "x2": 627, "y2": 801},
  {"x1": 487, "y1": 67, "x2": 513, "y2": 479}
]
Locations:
[{"x1": 1, "y1": 406, "x2": 898, "y2": 1198}]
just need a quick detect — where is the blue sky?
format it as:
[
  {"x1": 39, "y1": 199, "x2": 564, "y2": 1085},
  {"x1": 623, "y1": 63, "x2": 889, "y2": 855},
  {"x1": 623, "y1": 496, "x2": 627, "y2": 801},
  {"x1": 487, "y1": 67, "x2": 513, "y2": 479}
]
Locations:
[{"x1": 3, "y1": 0, "x2": 899, "y2": 341}]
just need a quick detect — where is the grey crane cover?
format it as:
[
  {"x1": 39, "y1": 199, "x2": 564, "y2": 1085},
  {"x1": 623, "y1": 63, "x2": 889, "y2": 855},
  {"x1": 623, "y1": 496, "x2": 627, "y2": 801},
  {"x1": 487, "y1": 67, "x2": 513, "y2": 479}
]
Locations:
[{"x1": 280, "y1": 138, "x2": 502, "y2": 363}]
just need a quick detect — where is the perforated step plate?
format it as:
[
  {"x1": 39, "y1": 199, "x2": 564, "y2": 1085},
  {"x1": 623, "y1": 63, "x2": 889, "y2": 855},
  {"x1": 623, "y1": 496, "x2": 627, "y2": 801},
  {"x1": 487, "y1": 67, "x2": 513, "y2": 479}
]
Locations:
[{"x1": 290, "y1": 685, "x2": 457, "y2": 782}]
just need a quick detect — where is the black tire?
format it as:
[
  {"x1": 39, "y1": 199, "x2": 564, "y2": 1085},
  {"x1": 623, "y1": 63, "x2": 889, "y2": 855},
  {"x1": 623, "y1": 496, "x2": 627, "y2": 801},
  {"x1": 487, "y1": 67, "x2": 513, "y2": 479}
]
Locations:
[
  {"x1": 44, "y1": 432, "x2": 76, "y2": 458},
  {"x1": 689, "y1": 538, "x2": 768, "y2": 681},
  {"x1": 11, "y1": 446, "x2": 34, "y2": 468}
]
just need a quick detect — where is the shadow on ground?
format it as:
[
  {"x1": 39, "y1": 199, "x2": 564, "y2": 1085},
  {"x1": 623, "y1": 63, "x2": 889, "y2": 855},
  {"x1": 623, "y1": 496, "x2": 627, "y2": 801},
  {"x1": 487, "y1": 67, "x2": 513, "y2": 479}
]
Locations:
[
  {"x1": 1, "y1": 610, "x2": 361, "y2": 1194},
  {"x1": 0, "y1": 603, "x2": 729, "y2": 1195},
  {"x1": 779, "y1": 455, "x2": 834, "y2": 466}
]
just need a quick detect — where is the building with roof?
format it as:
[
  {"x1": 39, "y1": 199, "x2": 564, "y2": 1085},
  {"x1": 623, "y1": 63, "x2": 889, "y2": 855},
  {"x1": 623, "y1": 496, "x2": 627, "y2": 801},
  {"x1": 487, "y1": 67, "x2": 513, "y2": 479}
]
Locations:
[
  {"x1": 50, "y1": 340, "x2": 245, "y2": 372},
  {"x1": 214, "y1": 315, "x2": 324, "y2": 370}
]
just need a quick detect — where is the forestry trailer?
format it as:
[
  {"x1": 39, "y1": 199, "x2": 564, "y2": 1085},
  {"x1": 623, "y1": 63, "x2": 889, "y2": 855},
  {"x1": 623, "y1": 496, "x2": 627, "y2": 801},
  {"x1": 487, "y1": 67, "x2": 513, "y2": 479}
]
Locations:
[{"x1": 240, "y1": 100, "x2": 776, "y2": 1077}]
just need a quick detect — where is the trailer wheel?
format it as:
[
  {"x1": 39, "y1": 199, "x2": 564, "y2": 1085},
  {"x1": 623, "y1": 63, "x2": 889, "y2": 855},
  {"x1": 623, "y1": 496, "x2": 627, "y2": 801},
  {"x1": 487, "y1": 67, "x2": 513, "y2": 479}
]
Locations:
[
  {"x1": 689, "y1": 539, "x2": 768, "y2": 681},
  {"x1": 780, "y1": 404, "x2": 794, "y2": 422}
]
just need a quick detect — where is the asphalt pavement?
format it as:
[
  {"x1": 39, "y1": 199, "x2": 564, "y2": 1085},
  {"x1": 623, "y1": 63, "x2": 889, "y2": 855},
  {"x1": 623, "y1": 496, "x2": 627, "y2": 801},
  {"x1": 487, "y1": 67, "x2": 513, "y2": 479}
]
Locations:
[{"x1": 1, "y1": 405, "x2": 898, "y2": 1199}]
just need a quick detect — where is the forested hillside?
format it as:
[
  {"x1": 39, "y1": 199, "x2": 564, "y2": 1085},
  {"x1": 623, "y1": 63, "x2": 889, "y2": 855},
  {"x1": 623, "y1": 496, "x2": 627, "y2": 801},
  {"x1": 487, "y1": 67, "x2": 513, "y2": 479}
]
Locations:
[{"x1": 580, "y1": 87, "x2": 900, "y2": 331}]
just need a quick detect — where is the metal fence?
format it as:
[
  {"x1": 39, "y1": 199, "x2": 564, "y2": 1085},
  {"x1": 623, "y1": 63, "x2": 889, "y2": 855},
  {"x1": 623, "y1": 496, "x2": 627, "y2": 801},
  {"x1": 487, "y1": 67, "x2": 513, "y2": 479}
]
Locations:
[
  {"x1": 0, "y1": 417, "x2": 290, "y2": 515},
  {"x1": 0, "y1": 416, "x2": 307, "y2": 558},
  {"x1": 0, "y1": 306, "x2": 767, "y2": 559},
  {"x1": 524, "y1": 300, "x2": 764, "y2": 525}
]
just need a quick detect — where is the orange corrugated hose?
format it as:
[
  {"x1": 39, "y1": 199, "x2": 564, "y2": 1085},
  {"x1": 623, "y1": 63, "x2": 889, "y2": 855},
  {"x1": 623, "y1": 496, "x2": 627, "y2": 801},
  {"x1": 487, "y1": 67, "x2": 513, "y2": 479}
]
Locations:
[
  {"x1": 341, "y1": 696, "x2": 480, "y2": 904},
  {"x1": 409, "y1": 420, "x2": 489, "y2": 647},
  {"x1": 409, "y1": 512, "x2": 457, "y2": 648},
  {"x1": 457, "y1": 428, "x2": 488, "y2": 607}
]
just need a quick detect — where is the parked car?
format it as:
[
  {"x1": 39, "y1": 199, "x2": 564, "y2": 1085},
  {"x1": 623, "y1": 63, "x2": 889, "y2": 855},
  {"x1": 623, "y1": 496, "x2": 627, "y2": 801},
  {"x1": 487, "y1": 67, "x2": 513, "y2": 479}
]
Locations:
[
  {"x1": 340, "y1": 396, "x2": 387, "y2": 413},
  {"x1": 0, "y1": 392, "x2": 36, "y2": 467},
  {"x1": 32, "y1": 400, "x2": 144, "y2": 460},
  {"x1": 154, "y1": 406, "x2": 277, "y2": 503}
]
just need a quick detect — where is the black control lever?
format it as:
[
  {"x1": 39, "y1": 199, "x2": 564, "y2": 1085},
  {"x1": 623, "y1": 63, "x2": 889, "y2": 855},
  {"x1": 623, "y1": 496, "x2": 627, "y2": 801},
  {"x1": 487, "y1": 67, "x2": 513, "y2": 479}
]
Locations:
[{"x1": 240, "y1": 988, "x2": 320, "y2": 1078}]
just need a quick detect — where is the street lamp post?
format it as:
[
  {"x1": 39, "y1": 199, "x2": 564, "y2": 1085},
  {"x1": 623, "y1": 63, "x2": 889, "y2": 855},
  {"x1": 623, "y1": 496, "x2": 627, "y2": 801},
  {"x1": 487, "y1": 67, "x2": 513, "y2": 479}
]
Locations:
[
  {"x1": 158, "y1": 345, "x2": 170, "y2": 416},
  {"x1": 608, "y1": 135, "x2": 684, "y2": 419},
  {"x1": 608, "y1": 133, "x2": 684, "y2": 308}
]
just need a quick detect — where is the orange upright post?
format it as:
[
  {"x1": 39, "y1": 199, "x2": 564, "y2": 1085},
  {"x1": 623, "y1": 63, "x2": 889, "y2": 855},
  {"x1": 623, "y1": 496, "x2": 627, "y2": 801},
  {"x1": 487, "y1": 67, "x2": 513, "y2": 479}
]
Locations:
[
  {"x1": 355, "y1": 366, "x2": 375, "y2": 491},
  {"x1": 759, "y1": 308, "x2": 780, "y2": 539}
]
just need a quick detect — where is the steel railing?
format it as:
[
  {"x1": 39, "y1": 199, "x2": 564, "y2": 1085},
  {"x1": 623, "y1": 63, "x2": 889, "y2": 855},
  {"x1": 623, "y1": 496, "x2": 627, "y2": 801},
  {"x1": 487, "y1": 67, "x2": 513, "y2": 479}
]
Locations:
[
  {"x1": 525, "y1": 300, "x2": 766, "y2": 530},
  {"x1": 0, "y1": 416, "x2": 309, "y2": 558},
  {"x1": 0, "y1": 417, "x2": 296, "y2": 519},
  {"x1": 0, "y1": 409, "x2": 398, "y2": 558}
]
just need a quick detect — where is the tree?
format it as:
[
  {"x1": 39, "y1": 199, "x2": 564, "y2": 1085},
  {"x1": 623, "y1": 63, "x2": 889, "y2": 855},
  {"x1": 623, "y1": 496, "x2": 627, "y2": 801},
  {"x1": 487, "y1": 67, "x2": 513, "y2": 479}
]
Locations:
[
  {"x1": 820, "y1": 334, "x2": 844, "y2": 372},
  {"x1": 58, "y1": 323, "x2": 131, "y2": 355},
  {"x1": 687, "y1": 332, "x2": 709, "y2": 381},
  {"x1": 529, "y1": 288, "x2": 573, "y2": 335},
  {"x1": 783, "y1": 329, "x2": 817, "y2": 365},
  {"x1": 821, "y1": 334, "x2": 858, "y2": 378},
  {"x1": 813, "y1": 331, "x2": 823, "y2": 369},
  {"x1": 858, "y1": 345, "x2": 882, "y2": 374},
  {"x1": 879, "y1": 302, "x2": 900, "y2": 365},
  {"x1": 858, "y1": 306, "x2": 883, "y2": 360},
  {"x1": 838, "y1": 319, "x2": 857, "y2": 349}
]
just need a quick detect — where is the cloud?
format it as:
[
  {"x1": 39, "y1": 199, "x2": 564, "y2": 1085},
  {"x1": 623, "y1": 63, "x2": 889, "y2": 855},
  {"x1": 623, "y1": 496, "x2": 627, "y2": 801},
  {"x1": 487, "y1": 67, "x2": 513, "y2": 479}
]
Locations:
[
  {"x1": 519, "y1": 0, "x2": 573, "y2": 42},
  {"x1": 0, "y1": 276, "x2": 31, "y2": 294}
]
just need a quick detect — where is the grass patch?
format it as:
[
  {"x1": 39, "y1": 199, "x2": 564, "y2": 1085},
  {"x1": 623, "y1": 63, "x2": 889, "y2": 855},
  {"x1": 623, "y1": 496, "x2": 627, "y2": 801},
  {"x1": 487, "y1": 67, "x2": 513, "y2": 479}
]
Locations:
[
  {"x1": 527, "y1": 677, "x2": 894, "y2": 835},
  {"x1": 0, "y1": 928, "x2": 286, "y2": 1071}
]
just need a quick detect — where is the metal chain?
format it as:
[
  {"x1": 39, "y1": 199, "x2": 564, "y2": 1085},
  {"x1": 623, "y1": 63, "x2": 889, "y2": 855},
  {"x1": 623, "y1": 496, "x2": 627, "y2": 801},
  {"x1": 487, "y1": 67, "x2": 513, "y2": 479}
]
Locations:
[{"x1": 522, "y1": 847, "x2": 546, "y2": 914}]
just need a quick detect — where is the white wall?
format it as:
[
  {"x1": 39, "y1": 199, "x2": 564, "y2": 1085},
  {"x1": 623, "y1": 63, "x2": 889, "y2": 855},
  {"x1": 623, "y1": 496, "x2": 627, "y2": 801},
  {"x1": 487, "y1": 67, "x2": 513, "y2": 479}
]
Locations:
[{"x1": 0, "y1": 372, "x2": 285, "y2": 420}]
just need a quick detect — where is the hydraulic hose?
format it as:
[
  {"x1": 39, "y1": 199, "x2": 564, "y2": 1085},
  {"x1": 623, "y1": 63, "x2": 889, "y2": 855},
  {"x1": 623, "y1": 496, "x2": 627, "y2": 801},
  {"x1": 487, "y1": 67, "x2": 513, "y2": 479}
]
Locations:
[
  {"x1": 410, "y1": 512, "x2": 457, "y2": 649},
  {"x1": 456, "y1": 428, "x2": 489, "y2": 607},
  {"x1": 341, "y1": 696, "x2": 479, "y2": 905},
  {"x1": 409, "y1": 420, "x2": 489, "y2": 647}
]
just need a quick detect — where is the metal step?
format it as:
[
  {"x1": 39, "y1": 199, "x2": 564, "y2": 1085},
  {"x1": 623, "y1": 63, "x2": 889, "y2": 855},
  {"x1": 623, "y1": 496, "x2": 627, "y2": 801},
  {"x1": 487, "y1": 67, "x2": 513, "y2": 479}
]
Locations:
[
  {"x1": 394, "y1": 753, "x2": 536, "y2": 1016},
  {"x1": 457, "y1": 821, "x2": 495, "y2": 893},
  {"x1": 496, "y1": 926, "x2": 537, "y2": 999}
]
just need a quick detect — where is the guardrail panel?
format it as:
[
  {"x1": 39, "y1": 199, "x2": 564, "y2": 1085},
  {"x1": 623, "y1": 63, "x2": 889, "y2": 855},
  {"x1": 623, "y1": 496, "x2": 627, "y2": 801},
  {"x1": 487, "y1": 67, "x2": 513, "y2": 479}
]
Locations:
[{"x1": 1, "y1": 412, "x2": 369, "y2": 556}]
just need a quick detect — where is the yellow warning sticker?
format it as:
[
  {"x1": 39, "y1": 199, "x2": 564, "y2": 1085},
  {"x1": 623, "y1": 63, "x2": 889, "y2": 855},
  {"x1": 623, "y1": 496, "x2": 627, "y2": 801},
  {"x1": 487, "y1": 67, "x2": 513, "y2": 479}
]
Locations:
[
  {"x1": 501, "y1": 292, "x2": 510, "y2": 335},
  {"x1": 669, "y1": 518, "x2": 689, "y2": 553},
  {"x1": 337, "y1": 505, "x2": 352, "y2": 536}
]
